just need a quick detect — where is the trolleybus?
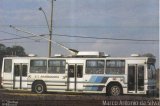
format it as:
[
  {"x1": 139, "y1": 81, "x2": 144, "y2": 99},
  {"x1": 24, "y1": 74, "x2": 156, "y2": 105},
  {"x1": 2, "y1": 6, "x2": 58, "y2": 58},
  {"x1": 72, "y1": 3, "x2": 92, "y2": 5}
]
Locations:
[{"x1": 1, "y1": 51, "x2": 156, "y2": 96}]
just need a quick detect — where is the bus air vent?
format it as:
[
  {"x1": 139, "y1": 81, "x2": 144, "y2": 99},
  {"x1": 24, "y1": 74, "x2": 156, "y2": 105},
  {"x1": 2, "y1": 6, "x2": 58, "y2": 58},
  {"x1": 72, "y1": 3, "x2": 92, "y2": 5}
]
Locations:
[
  {"x1": 54, "y1": 54, "x2": 64, "y2": 57},
  {"x1": 131, "y1": 54, "x2": 140, "y2": 57}
]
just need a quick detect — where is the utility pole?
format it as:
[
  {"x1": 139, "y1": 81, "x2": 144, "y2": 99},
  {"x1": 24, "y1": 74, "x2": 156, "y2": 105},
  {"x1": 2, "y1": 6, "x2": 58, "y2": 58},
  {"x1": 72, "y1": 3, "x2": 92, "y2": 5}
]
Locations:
[{"x1": 49, "y1": 0, "x2": 54, "y2": 57}]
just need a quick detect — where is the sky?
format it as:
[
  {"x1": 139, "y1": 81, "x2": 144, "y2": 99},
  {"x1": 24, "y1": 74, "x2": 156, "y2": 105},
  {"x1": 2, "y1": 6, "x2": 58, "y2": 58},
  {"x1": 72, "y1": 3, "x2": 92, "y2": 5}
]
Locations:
[{"x1": 0, "y1": 0, "x2": 159, "y2": 67}]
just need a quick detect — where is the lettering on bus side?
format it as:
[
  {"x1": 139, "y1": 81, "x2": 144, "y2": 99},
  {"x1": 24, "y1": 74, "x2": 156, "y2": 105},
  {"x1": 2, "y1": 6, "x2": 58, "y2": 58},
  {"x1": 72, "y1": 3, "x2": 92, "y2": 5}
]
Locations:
[{"x1": 40, "y1": 75, "x2": 59, "y2": 78}]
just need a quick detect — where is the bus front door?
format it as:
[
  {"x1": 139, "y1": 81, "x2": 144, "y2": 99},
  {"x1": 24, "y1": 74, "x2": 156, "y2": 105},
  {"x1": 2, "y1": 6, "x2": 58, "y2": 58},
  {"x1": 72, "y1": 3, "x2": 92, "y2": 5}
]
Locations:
[
  {"x1": 68, "y1": 64, "x2": 83, "y2": 91},
  {"x1": 128, "y1": 64, "x2": 145, "y2": 94},
  {"x1": 13, "y1": 64, "x2": 28, "y2": 89}
]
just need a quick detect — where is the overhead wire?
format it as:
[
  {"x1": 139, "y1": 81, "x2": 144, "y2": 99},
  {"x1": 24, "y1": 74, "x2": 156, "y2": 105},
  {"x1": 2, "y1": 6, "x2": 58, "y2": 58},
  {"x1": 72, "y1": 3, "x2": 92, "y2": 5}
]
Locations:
[
  {"x1": 0, "y1": 30, "x2": 42, "y2": 41},
  {"x1": 0, "y1": 30, "x2": 159, "y2": 43},
  {"x1": 0, "y1": 24, "x2": 157, "y2": 28},
  {"x1": 0, "y1": 41, "x2": 158, "y2": 45},
  {"x1": 53, "y1": 34, "x2": 159, "y2": 42}
]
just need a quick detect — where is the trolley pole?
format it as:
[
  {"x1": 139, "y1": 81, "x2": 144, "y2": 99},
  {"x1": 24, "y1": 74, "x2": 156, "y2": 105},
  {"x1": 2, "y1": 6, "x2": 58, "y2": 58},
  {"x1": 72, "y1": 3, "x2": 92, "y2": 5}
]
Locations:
[{"x1": 49, "y1": 0, "x2": 54, "y2": 57}]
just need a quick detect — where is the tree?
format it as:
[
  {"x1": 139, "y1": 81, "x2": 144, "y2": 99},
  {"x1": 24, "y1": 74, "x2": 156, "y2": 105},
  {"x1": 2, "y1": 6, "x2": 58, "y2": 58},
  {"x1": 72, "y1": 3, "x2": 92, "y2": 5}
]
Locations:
[
  {"x1": 0, "y1": 44, "x2": 27, "y2": 70},
  {"x1": 0, "y1": 44, "x2": 6, "y2": 55},
  {"x1": 5, "y1": 47, "x2": 13, "y2": 56},
  {"x1": 6, "y1": 46, "x2": 26, "y2": 56},
  {"x1": 141, "y1": 53, "x2": 155, "y2": 57},
  {"x1": 0, "y1": 44, "x2": 6, "y2": 70},
  {"x1": 11, "y1": 46, "x2": 26, "y2": 56}
]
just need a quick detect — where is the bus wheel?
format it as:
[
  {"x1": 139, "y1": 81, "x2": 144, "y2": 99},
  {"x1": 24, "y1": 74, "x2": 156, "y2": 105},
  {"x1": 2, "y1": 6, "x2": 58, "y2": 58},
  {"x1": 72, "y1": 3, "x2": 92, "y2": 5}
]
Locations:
[
  {"x1": 33, "y1": 82, "x2": 46, "y2": 94},
  {"x1": 108, "y1": 84, "x2": 122, "y2": 96}
]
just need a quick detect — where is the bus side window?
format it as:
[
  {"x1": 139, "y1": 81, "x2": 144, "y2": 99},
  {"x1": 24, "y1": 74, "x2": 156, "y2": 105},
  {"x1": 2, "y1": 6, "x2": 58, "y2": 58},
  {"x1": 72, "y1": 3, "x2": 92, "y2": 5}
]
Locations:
[
  {"x1": 4, "y1": 59, "x2": 12, "y2": 73},
  {"x1": 22, "y1": 65, "x2": 27, "y2": 76},
  {"x1": 86, "y1": 60, "x2": 104, "y2": 74},
  {"x1": 30, "y1": 60, "x2": 47, "y2": 73},
  {"x1": 48, "y1": 60, "x2": 66, "y2": 74},
  {"x1": 68, "y1": 65, "x2": 74, "y2": 77},
  {"x1": 14, "y1": 65, "x2": 20, "y2": 76},
  {"x1": 105, "y1": 60, "x2": 125, "y2": 74},
  {"x1": 77, "y1": 65, "x2": 83, "y2": 78}
]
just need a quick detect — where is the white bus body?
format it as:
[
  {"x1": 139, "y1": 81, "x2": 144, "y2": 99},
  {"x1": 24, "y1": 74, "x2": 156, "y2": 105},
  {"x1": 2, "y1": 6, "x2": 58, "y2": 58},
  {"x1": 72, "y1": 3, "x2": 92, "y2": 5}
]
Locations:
[{"x1": 1, "y1": 56, "x2": 156, "y2": 96}]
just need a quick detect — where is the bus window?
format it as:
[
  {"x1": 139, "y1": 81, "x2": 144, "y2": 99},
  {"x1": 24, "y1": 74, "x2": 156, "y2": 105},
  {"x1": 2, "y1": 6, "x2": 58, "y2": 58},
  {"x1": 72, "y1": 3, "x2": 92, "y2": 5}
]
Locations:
[
  {"x1": 147, "y1": 64, "x2": 156, "y2": 79},
  {"x1": 30, "y1": 60, "x2": 47, "y2": 73},
  {"x1": 86, "y1": 60, "x2": 104, "y2": 74},
  {"x1": 4, "y1": 59, "x2": 12, "y2": 73},
  {"x1": 77, "y1": 65, "x2": 83, "y2": 78},
  {"x1": 48, "y1": 60, "x2": 65, "y2": 73},
  {"x1": 68, "y1": 65, "x2": 74, "y2": 77},
  {"x1": 128, "y1": 65, "x2": 136, "y2": 91},
  {"x1": 105, "y1": 60, "x2": 125, "y2": 74},
  {"x1": 22, "y1": 65, "x2": 27, "y2": 76},
  {"x1": 138, "y1": 65, "x2": 144, "y2": 91},
  {"x1": 14, "y1": 65, "x2": 20, "y2": 76}
]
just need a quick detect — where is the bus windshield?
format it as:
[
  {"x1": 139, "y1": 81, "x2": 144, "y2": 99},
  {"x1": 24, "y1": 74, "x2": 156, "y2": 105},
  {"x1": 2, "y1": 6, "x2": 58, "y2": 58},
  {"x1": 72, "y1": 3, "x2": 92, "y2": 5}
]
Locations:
[{"x1": 147, "y1": 64, "x2": 156, "y2": 79}]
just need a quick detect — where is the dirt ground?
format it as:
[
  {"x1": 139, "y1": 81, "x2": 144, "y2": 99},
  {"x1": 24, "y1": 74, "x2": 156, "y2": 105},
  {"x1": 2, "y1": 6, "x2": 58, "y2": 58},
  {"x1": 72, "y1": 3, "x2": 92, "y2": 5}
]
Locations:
[{"x1": 0, "y1": 89, "x2": 159, "y2": 106}]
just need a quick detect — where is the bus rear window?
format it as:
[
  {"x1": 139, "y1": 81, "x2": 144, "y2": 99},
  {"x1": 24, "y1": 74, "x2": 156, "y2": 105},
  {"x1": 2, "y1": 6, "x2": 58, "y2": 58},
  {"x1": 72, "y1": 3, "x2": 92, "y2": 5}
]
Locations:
[{"x1": 4, "y1": 59, "x2": 12, "y2": 73}]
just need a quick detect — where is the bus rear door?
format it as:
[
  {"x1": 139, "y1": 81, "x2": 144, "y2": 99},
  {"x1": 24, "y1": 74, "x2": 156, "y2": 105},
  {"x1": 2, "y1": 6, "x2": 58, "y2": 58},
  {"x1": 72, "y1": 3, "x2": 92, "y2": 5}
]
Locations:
[{"x1": 128, "y1": 64, "x2": 145, "y2": 94}]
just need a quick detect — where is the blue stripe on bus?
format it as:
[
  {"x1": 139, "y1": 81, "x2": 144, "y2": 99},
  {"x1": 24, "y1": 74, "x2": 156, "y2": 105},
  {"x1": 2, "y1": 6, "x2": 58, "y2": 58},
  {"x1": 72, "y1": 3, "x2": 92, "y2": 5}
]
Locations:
[
  {"x1": 95, "y1": 76, "x2": 103, "y2": 83},
  {"x1": 93, "y1": 76, "x2": 103, "y2": 90},
  {"x1": 85, "y1": 76, "x2": 108, "y2": 91}
]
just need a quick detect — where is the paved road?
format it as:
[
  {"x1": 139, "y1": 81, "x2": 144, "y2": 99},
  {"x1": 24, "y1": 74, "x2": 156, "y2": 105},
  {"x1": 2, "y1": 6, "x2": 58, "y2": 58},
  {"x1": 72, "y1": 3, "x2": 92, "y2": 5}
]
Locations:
[{"x1": 0, "y1": 89, "x2": 159, "y2": 106}]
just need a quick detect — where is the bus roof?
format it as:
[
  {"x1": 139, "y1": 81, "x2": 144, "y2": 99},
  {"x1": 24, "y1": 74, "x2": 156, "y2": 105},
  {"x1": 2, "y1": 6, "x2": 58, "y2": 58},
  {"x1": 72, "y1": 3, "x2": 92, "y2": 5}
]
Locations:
[{"x1": 3, "y1": 56, "x2": 155, "y2": 60}]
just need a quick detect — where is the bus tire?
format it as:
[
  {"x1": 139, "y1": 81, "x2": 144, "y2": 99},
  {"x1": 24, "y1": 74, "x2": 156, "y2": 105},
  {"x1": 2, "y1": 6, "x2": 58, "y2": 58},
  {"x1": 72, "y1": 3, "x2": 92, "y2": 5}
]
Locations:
[
  {"x1": 32, "y1": 81, "x2": 46, "y2": 94},
  {"x1": 108, "y1": 84, "x2": 122, "y2": 96}
]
